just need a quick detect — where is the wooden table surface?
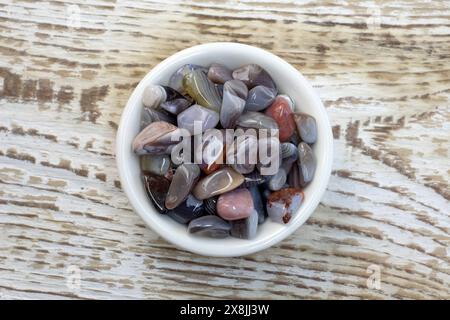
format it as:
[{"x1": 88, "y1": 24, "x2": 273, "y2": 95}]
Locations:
[{"x1": 0, "y1": 0, "x2": 449, "y2": 300}]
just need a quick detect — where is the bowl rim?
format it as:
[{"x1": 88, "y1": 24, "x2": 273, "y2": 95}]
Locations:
[{"x1": 116, "y1": 42, "x2": 333, "y2": 257}]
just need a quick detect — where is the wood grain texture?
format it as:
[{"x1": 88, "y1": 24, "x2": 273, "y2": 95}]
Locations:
[{"x1": 0, "y1": 0, "x2": 449, "y2": 300}]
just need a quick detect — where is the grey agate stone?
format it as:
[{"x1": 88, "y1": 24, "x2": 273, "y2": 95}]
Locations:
[
  {"x1": 232, "y1": 64, "x2": 276, "y2": 90},
  {"x1": 297, "y1": 142, "x2": 316, "y2": 187},
  {"x1": 236, "y1": 111, "x2": 278, "y2": 130},
  {"x1": 245, "y1": 85, "x2": 277, "y2": 112},
  {"x1": 140, "y1": 154, "x2": 171, "y2": 176},
  {"x1": 140, "y1": 108, "x2": 175, "y2": 129},
  {"x1": 230, "y1": 209, "x2": 258, "y2": 239},
  {"x1": 188, "y1": 215, "x2": 231, "y2": 238},
  {"x1": 220, "y1": 79, "x2": 248, "y2": 129},
  {"x1": 169, "y1": 64, "x2": 208, "y2": 94},
  {"x1": 165, "y1": 164, "x2": 200, "y2": 210},
  {"x1": 268, "y1": 168, "x2": 287, "y2": 191},
  {"x1": 248, "y1": 186, "x2": 266, "y2": 224},
  {"x1": 208, "y1": 63, "x2": 233, "y2": 84},
  {"x1": 166, "y1": 194, "x2": 206, "y2": 224},
  {"x1": 292, "y1": 113, "x2": 318, "y2": 144},
  {"x1": 160, "y1": 98, "x2": 192, "y2": 115},
  {"x1": 177, "y1": 104, "x2": 220, "y2": 134}
]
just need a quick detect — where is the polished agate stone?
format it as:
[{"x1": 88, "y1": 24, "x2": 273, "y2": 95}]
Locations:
[
  {"x1": 217, "y1": 188, "x2": 254, "y2": 221},
  {"x1": 232, "y1": 64, "x2": 276, "y2": 90},
  {"x1": 177, "y1": 104, "x2": 219, "y2": 134},
  {"x1": 287, "y1": 161, "x2": 301, "y2": 189},
  {"x1": 140, "y1": 154, "x2": 170, "y2": 176},
  {"x1": 280, "y1": 142, "x2": 297, "y2": 159},
  {"x1": 192, "y1": 167, "x2": 244, "y2": 200},
  {"x1": 280, "y1": 143, "x2": 298, "y2": 174},
  {"x1": 142, "y1": 85, "x2": 184, "y2": 109},
  {"x1": 196, "y1": 129, "x2": 224, "y2": 174},
  {"x1": 268, "y1": 168, "x2": 287, "y2": 191},
  {"x1": 165, "y1": 164, "x2": 200, "y2": 210},
  {"x1": 292, "y1": 113, "x2": 317, "y2": 144},
  {"x1": 266, "y1": 188, "x2": 304, "y2": 224},
  {"x1": 220, "y1": 80, "x2": 248, "y2": 128},
  {"x1": 169, "y1": 64, "x2": 207, "y2": 94},
  {"x1": 236, "y1": 111, "x2": 278, "y2": 130},
  {"x1": 143, "y1": 173, "x2": 171, "y2": 212},
  {"x1": 204, "y1": 196, "x2": 218, "y2": 216},
  {"x1": 245, "y1": 85, "x2": 276, "y2": 112},
  {"x1": 160, "y1": 97, "x2": 192, "y2": 115},
  {"x1": 141, "y1": 108, "x2": 176, "y2": 129},
  {"x1": 242, "y1": 170, "x2": 268, "y2": 188},
  {"x1": 133, "y1": 121, "x2": 180, "y2": 155},
  {"x1": 230, "y1": 209, "x2": 258, "y2": 239},
  {"x1": 208, "y1": 63, "x2": 233, "y2": 84},
  {"x1": 183, "y1": 69, "x2": 222, "y2": 112},
  {"x1": 248, "y1": 186, "x2": 266, "y2": 224},
  {"x1": 265, "y1": 95, "x2": 296, "y2": 142},
  {"x1": 166, "y1": 194, "x2": 205, "y2": 224},
  {"x1": 188, "y1": 215, "x2": 231, "y2": 238},
  {"x1": 297, "y1": 142, "x2": 316, "y2": 187},
  {"x1": 226, "y1": 134, "x2": 258, "y2": 175}
]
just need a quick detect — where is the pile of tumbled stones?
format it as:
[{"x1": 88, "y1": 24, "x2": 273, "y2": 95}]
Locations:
[{"x1": 132, "y1": 63, "x2": 317, "y2": 239}]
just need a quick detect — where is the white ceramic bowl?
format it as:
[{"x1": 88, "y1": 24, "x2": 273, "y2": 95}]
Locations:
[{"x1": 116, "y1": 43, "x2": 333, "y2": 257}]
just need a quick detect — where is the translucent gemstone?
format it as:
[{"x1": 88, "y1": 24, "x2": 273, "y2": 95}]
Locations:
[
  {"x1": 132, "y1": 121, "x2": 180, "y2": 155},
  {"x1": 280, "y1": 143, "x2": 299, "y2": 174},
  {"x1": 142, "y1": 85, "x2": 183, "y2": 109},
  {"x1": 266, "y1": 188, "x2": 304, "y2": 224},
  {"x1": 196, "y1": 129, "x2": 224, "y2": 174},
  {"x1": 177, "y1": 104, "x2": 219, "y2": 134},
  {"x1": 242, "y1": 171, "x2": 268, "y2": 188},
  {"x1": 245, "y1": 85, "x2": 276, "y2": 112},
  {"x1": 141, "y1": 108, "x2": 176, "y2": 129},
  {"x1": 280, "y1": 142, "x2": 297, "y2": 159},
  {"x1": 226, "y1": 134, "x2": 258, "y2": 175},
  {"x1": 160, "y1": 98, "x2": 192, "y2": 115},
  {"x1": 192, "y1": 167, "x2": 244, "y2": 200},
  {"x1": 143, "y1": 173, "x2": 171, "y2": 212},
  {"x1": 230, "y1": 209, "x2": 258, "y2": 239},
  {"x1": 166, "y1": 194, "x2": 206, "y2": 224},
  {"x1": 183, "y1": 69, "x2": 222, "y2": 112},
  {"x1": 140, "y1": 154, "x2": 170, "y2": 176},
  {"x1": 297, "y1": 142, "x2": 316, "y2": 186},
  {"x1": 248, "y1": 186, "x2": 266, "y2": 224},
  {"x1": 232, "y1": 64, "x2": 276, "y2": 90},
  {"x1": 165, "y1": 164, "x2": 200, "y2": 210},
  {"x1": 268, "y1": 168, "x2": 287, "y2": 191},
  {"x1": 217, "y1": 188, "x2": 254, "y2": 221},
  {"x1": 220, "y1": 80, "x2": 248, "y2": 128},
  {"x1": 188, "y1": 215, "x2": 231, "y2": 238},
  {"x1": 236, "y1": 111, "x2": 278, "y2": 130},
  {"x1": 292, "y1": 113, "x2": 317, "y2": 144},
  {"x1": 204, "y1": 196, "x2": 218, "y2": 215},
  {"x1": 265, "y1": 95, "x2": 296, "y2": 142},
  {"x1": 287, "y1": 161, "x2": 301, "y2": 188},
  {"x1": 207, "y1": 63, "x2": 233, "y2": 84},
  {"x1": 169, "y1": 64, "x2": 208, "y2": 94}
]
